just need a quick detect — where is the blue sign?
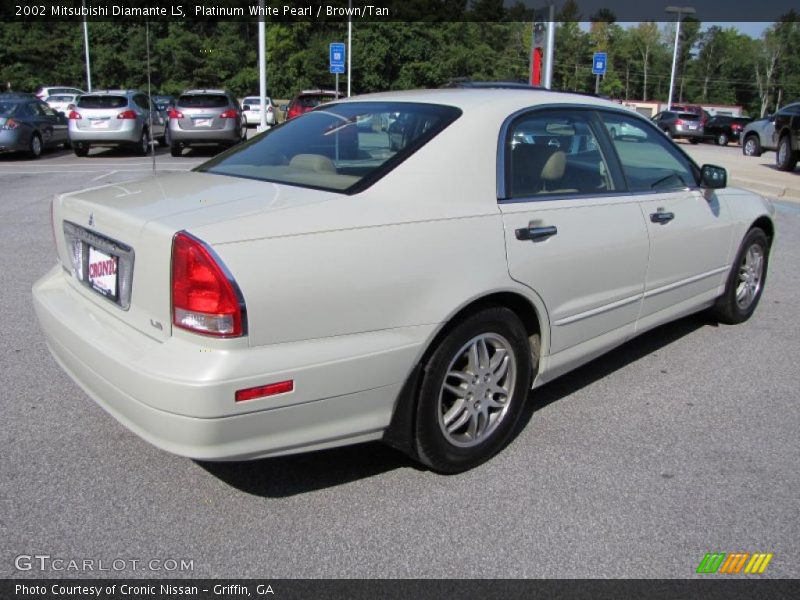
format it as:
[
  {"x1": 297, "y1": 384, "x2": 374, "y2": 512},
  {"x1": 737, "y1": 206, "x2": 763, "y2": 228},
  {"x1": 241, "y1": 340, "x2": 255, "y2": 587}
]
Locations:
[
  {"x1": 592, "y1": 52, "x2": 607, "y2": 76},
  {"x1": 330, "y1": 42, "x2": 346, "y2": 74}
]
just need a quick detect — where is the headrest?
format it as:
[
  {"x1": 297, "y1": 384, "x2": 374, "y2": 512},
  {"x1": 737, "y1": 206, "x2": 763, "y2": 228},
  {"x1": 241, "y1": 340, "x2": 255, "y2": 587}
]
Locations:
[
  {"x1": 541, "y1": 151, "x2": 566, "y2": 181},
  {"x1": 288, "y1": 154, "x2": 336, "y2": 173}
]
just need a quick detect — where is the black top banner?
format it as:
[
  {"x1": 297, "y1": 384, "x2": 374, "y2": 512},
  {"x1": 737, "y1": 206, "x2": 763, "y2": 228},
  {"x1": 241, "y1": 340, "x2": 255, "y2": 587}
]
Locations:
[
  {"x1": 3, "y1": 579, "x2": 800, "y2": 600},
  {"x1": 4, "y1": 0, "x2": 800, "y2": 23}
]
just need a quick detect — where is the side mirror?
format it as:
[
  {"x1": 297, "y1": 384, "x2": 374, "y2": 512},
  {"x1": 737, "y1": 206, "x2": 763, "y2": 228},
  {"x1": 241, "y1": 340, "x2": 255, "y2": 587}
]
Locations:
[
  {"x1": 700, "y1": 164, "x2": 727, "y2": 189},
  {"x1": 242, "y1": 105, "x2": 250, "y2": 111}
]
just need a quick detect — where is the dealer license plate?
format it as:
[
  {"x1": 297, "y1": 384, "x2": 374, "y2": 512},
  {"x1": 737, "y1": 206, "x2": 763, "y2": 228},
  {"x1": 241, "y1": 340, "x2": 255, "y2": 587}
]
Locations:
[
  {"x1": 91, "y1": 120, "x2": 109, "y2": 128},
  {"x1": 88, "y1": 246, "x2": 118, "y2": 299},
  {"x1": 194, "y1": 118, "x2": 212, "y2": 127}
]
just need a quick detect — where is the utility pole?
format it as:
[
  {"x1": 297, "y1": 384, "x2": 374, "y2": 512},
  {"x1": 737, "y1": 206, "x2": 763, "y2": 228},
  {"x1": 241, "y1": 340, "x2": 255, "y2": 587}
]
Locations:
[
  {"x1": 347, "y1": 0, "x2": 352, "y2": 96},
  {"x1": 666, "y1": 5, "x2": 695, "y2": 111},
  {"x1": 258, "y1": 0, "x2": 267, "y2": 131},
  {"x1": 82, "y1": 0, "x2": 92, "y2": 91}
]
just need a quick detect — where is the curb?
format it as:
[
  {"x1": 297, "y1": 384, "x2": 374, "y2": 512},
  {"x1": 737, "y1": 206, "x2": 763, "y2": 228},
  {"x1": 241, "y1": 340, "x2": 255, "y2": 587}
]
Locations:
[{"x1": 731, "y1": 176, "x2": 800, "y2": 202}]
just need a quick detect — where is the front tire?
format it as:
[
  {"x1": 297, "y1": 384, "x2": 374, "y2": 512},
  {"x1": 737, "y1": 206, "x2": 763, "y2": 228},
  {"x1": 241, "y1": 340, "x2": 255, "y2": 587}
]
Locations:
[
  {"x1": 776, "y1": 135, "x2": 798, "y2": 171},
  {"x1": 710, "y1": 228, "x2": 769, "y2": 324},
  {"x1": 743, "y1": 135, "x2": 761, "y2": 157},
  {"x1": 414, "y1": 307, "x2": 533, "y2": 473}
]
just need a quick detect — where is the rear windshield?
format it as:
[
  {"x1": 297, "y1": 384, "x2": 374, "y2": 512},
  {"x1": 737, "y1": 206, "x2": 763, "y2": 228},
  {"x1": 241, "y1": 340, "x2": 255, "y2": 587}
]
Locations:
[
  {"x1": 676, "y1": 113, "x2": 699, "y2": 120},
  {"x1": 198, "y1": 102, "x2": 462, "y2": 193},
  {"x1": 46, "y1": 95, "x2": 75, "y2": 102},
  {"x1": 77, "y1": 95, "x2": 127, "y2": 109},
  {"x1": 296, "y1": 95, "x2": 336, "y2": 108},
  {"x1": 178, "y1": 94, "x2": 228, "y2": 108},
  {"x1": 243, "y1": 98, "x2": 263, "y2": 105},
  {"x1": 0, "y1": 101, "x2": 21, "y2": 116}
]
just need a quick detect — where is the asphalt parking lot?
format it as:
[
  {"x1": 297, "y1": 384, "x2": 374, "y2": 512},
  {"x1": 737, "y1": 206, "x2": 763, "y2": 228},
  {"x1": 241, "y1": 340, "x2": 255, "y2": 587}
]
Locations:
[{"x1": 0, "y1": 141, "x2": 798, "y2": 579}]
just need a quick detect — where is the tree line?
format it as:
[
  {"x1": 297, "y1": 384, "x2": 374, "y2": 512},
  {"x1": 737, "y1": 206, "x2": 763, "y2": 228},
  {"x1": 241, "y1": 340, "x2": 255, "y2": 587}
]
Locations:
[{"x1": 1, "y1": 5, "x2": 798, "y2": 117}]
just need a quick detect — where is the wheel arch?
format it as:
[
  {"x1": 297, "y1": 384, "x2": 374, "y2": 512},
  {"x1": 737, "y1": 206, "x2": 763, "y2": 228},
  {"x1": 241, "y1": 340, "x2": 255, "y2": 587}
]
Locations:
[
  {"x1": 751, "y1": 215, "x2": 775, "y2": 248},
  {"x1": 382, "y1": 288, "x2": 548, "y2": 457}
]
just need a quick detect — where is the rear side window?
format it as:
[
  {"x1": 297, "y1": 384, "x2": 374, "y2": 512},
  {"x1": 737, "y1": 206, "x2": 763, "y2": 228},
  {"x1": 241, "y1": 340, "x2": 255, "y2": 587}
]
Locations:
[
  {"x1": 77, "y1": 96, "x2": 128, "y2": 109},
  {"x1": 507, "y1": 110, "x2": 614, "y2": 198},
  {"x1": 46, "y1": 95, "x2": 73, "y2": 102},
  {"x1": 198, "y1": 101, "x2": 461, "y2": 193},
  {"x1": 178, "y1": 94, "x2": 228, "y2": 108},
  {"x1": 298, "y1": 95, "x2": 335, "y2": 108},
  {"x1": 601, "y1": 112, "x2": 697, "y2": 192}
]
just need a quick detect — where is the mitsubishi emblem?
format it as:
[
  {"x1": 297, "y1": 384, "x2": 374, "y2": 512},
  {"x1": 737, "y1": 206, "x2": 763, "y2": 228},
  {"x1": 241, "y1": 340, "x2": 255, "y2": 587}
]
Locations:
[{"x1": 88, "y1": 212, "x2": 94, "y2": 227}]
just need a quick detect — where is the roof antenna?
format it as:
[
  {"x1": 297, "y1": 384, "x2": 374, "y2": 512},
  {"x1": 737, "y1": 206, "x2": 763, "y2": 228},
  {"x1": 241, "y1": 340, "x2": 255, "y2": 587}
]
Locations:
[{"x1": 146, "y1": 20, "x2": 156, "y2": 175}]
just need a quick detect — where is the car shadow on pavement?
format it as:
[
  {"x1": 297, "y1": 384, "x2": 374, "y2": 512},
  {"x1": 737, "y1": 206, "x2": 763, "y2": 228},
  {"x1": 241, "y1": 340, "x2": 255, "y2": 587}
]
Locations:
[{"x1": 198, "y1": 313, "x2": 710, "y2": 498}]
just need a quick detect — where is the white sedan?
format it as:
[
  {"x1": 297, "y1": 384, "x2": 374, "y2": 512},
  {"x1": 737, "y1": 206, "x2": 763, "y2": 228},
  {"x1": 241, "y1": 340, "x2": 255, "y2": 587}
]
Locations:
[
  {"x1": 33, "y1": 88, "x2": 775, "y2": 473},
  {"x1": 241, "y1": 96, "x2": 276, "y2": 127}
]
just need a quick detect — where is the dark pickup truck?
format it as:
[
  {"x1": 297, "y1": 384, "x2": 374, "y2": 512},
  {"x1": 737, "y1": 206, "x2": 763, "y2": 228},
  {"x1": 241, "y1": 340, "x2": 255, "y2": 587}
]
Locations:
[{"x1": 773, "y1": 102, "x2": 800, "y2": 171}]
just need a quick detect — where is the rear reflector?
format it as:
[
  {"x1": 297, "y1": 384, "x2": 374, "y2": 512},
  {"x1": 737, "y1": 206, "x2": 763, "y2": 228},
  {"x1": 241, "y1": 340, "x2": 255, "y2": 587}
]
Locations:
[{"x1": 235, "y1": 380, "x2": 294, "y2": 402}]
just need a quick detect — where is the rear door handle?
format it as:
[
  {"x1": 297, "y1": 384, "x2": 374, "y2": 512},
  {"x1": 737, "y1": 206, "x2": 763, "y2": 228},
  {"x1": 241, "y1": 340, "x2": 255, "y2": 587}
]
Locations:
[
  {"x1": 515, "y1": 225, "x2": 558, "y2": 241},
  {"x1": 650, "y1": 211, "x2": 675, "y2": 224}
]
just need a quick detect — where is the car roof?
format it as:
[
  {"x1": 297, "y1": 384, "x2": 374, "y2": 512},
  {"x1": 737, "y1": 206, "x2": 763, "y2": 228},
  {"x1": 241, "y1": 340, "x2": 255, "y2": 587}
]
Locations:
[
  {"x1": 81, "y1": 90, "x2": 140, "y2": 96},
  {"x1": 182, "y1": 89, "x2": 228, "y2": 95},
  {"x1": 336, "y1": 87, "x2": 626, "y2": 117},
  {"x1": 0, "y1": 92, "x2": 36, "y2": 100}
]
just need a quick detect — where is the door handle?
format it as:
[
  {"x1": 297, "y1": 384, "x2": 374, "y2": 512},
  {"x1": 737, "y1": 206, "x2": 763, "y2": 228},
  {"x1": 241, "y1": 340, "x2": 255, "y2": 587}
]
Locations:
[
  {"x1": 515, "y1": 225, "x2": 558, "y2": 241},
  {"x1": 650, "y1": 211, "x2": 675, "y2": 224}
]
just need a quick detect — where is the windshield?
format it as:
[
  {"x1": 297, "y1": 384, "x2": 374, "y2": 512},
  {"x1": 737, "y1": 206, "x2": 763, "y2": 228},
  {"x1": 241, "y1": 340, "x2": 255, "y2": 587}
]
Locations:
[{"x1": 198, "y1": 102, "x2": 461, "y2": 193}]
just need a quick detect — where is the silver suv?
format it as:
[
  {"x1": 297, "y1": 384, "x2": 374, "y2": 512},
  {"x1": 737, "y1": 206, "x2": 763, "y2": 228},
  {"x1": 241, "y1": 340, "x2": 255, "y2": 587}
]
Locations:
[
  {"x1": 168, "y1": 89, "x2": 245, "y2": 157},
  {"x1": 68, "y1": 90, "x2": 166, "y2": 157}
]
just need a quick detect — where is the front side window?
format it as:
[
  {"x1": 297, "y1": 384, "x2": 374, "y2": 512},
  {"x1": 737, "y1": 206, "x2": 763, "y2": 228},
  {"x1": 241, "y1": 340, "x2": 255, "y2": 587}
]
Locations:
[
  {"x1": 507, "y1": 110, "x2": 614, "y2": 198},
  {"x1": 198, "y1": 102, "x2": 461, "y2": 193},
  {"x1": 601, "y1": 112, "x2": 697, "y2": 192}
]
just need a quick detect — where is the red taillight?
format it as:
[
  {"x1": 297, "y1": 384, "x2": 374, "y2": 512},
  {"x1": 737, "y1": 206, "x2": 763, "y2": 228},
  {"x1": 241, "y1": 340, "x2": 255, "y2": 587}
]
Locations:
[
  {"x1": 1, "y1": 118, "x2": 19, "y2": 130},
  {"x1": 235, "y1": 380, "x2": 294, "y2": 402},
  {"x1": 171, "y1": 232, "x2": 244, "y2": 337},
  {"x1": 675, "y1": 118, "x2": 684, "y2": 125},
  {"x1": 117, "y1": 110, "x2": 137, "y2": 119},
  {"x1": 267, "y1": 106, "x2": 274, "y2": 113},
  {"x1": 732, "y1": 124, "x2": 742, "y2": 131},
  {"x1": 167, "y1": 108, "x2": 184, "y2": 119},
  {"x1": 68, "y1": 110, "x2": 81, "y2": 120},
  {"x1": 287, "y1": 105, "x2": 300, "y2": 120},
  {"x1": 219, "y1": 109, "x2": 238, "y2": 119}
]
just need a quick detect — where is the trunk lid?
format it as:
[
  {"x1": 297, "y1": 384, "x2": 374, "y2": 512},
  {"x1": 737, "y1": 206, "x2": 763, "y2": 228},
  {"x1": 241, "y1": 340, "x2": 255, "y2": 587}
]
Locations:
[{"x1": 54, "y1": 171, "x2": 342, "y2": 341}]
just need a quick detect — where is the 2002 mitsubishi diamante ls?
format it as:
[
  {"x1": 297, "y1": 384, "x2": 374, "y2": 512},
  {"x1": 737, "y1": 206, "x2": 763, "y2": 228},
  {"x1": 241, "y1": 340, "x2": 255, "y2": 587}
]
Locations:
[{"x1": 33, "y1": 89, "x2": 775, "y2": 473}]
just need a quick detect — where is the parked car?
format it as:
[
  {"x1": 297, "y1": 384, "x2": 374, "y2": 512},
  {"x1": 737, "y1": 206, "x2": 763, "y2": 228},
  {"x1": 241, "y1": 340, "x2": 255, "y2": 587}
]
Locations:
[
  {"x1": 151, "y1": 95, "x2": 176, "y2": 112},
  {"x1": 35, "y1": 85, "x2": 84, "y2": 101},
  {"x1": 33, "y1": 88, "x2": 775, "y2": 473},
  {"x1": 702, "y1": 115, "x2": 752, "y2": 146},
  {"x1": 773, "y1": 102, "x2": 800, "y2": 171},
  {"x1": 241, "y1": 95, "x2": 276, "y2": 127},
  {"x1": 68, "y1": 90, "x2": 166, "y2": 157},
  {"x1": 0, "y1": 92, "x2": 69, "y2": 157},
  {"x1": 651, "y1": 110, "x2": 703, "y2": 142},
  {"x1": 167, "y1": 89, "x2": 245, "y2": 157},
  {"x1": 741, "y1": 114, "x2": 779, "y2": 157},
  {"x1": 45, "y1": 94, "x2": 80, "y2": 115},
  {"x1": 285, "y1": 89, "x2": 342, "y2": 120},
  {"x1": 670, "y1": 104, "x2": 710, "y2": 127}
]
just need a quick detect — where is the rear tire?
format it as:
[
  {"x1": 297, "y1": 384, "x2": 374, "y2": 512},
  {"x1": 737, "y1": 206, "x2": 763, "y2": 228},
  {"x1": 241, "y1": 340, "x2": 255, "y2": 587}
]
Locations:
[
  {"x1": 717, "y1": 132, "x2": 729, "y2": 146},
  {"x1": 743, "y1": 135, "x2": 761, "y2": 157},
  {"x1": 710, "y1": 228, "x2": 769, "y2": 325},
  {"x1": 136, "y1": 128, "x2": 151, "y2": 156},
  {"x1": 776, "y1": 135, "x2": 798, "y2": 171},
  {"x1": 414, "y1": 307, "x2": 533, "y2": 473},
  {"x1": 27, "y1": 133, "x2": 43, "y2": 158},
  {"x1": 170, "y1": 142, "x2": 182, "y2": 157},
  {"x1": 689, "y1": 138, "x2": 699, "y2": 144},
  {"x1": 73, "y1": 144, "x2": 89, "y2": 157}
]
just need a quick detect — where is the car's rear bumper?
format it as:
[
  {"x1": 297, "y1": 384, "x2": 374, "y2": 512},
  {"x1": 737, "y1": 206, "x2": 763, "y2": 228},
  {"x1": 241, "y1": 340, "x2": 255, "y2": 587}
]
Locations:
[
  {"x1": 69, "y1": 121, "x2": 141, "y2": 145},
  {"x1": 0, "y1": 130, "x2": 26, "y2": 152},
  {"x1": 32, "y1": 265, "x2": 425, "y2": 460},
  {"x1": 169, "y1": 122, "x2": 240, "y2": 144}
]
